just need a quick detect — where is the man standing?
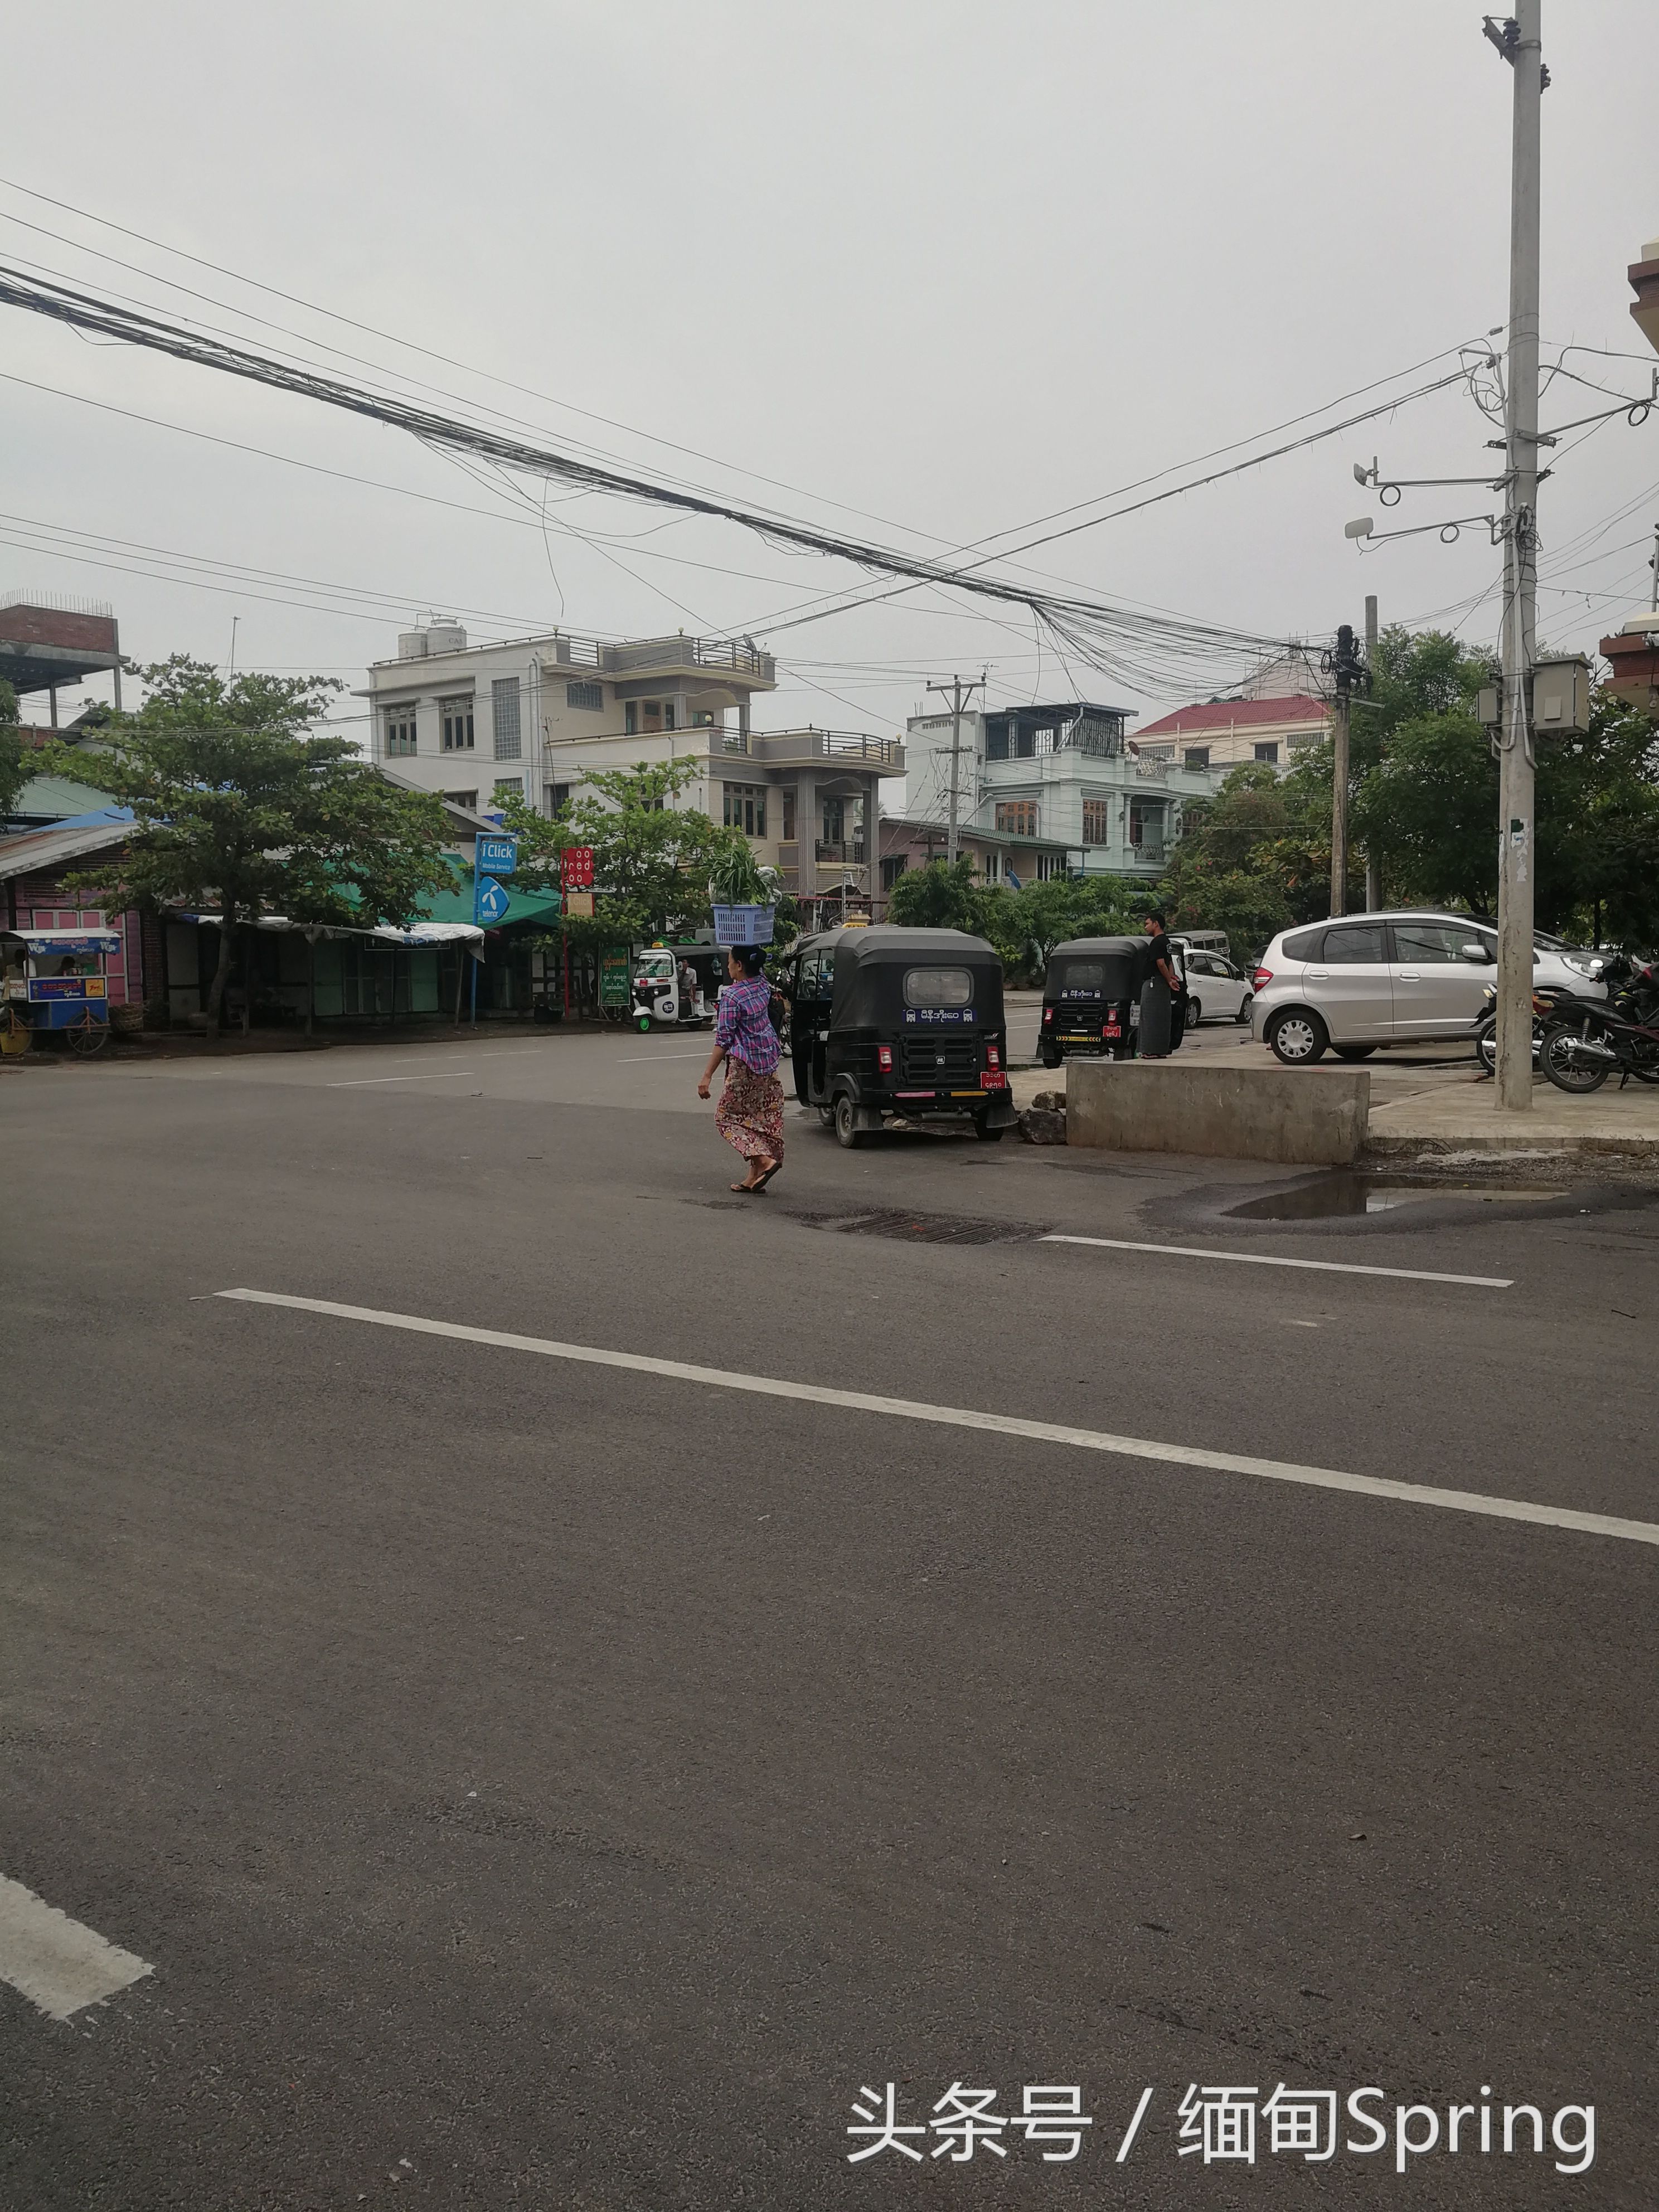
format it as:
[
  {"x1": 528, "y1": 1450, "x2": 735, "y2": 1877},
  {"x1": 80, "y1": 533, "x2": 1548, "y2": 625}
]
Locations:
[{"x1": 1138, "y1": 910, "x2": 1182, "y2": 1058}]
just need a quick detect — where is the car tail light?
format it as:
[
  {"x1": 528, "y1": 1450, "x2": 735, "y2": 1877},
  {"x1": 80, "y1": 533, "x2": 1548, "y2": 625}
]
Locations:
[
  {"x1": 985, "y1": 1041, "x2": 1001, "y2": 1067},
  {"x1": 1042, "y1": 1006, "x2": 1053, "y2": 1025},
  {"x1": 876, "y1": 1044, "x2": 894, "y2": 1073},
  {"x1": 1251, "y1": 967, "x2": 1273, "y2": 990}
]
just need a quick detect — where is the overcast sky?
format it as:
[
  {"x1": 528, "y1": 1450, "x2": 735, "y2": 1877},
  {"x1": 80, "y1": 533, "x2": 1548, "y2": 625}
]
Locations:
[{"x1": 4, "y1": 0, "x2": 1656, "y2": 750}]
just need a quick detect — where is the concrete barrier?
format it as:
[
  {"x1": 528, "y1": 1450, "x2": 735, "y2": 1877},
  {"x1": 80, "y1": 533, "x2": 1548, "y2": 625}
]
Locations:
[{"x1": 1066, "y1": 1059, "x2": 1370, "y2": 1165}]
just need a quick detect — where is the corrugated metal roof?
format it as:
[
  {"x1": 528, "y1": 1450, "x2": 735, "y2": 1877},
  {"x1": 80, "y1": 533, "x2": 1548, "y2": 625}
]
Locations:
[
  {"x1": 1137, "y1": 695, "x2": 1331, "y2": 738},
  {"x1": 0, "y1": 811, "x2": 133, "y2": 880}
]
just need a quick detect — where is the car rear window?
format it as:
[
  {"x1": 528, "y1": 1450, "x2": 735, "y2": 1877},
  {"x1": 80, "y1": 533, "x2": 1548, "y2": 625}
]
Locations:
[
  {"x1": 1282, "y1": 928, "x2": 1324, "y2": 960},
  {"x1": 1322, "y1": 923, "x2": 1388, "y2": 963},
  {"x1": 903, "y1": 967, "x2": 974, "y2": 1008}
]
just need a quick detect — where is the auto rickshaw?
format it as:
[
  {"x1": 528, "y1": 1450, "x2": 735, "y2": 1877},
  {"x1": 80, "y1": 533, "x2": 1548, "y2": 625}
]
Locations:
[
  {"x1": 628, "y1": 944, "x2": 717, "y2": 1031},
  {"x1": 777, "y1": 925, "x2": 1016, "y2": 1147},
  {"x1": 1, "y1": 926, "x2": 118, "y2": 1055},
  {"x1": 1039, "y1": 933, "x2": 1189, "y2": 1065}
]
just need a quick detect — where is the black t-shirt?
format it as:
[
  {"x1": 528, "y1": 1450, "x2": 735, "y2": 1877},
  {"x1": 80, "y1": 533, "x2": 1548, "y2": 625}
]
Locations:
[{"x1": 1144, "y1": 932, "x2": 1175, "y2": 990}]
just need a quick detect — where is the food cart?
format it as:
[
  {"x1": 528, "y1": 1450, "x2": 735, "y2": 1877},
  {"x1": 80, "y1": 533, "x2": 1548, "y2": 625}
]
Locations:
[{"x1": 1, "y1": 926, "x2": 119, "y2": 1054}]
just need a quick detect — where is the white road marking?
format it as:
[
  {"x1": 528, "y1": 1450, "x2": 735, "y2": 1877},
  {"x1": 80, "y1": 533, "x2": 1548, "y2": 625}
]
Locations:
[
  {"x1": 213, "y1": 1289, "x2": 1655, "y2": 1549},
  {"x1": 615, "y1": 1051, "x2": 707, "y2": 1063},
  {"x1": 0, "y1": 1876, "x2": 153, "y2": 2022},
  {"x1": 325, "y1": 1070, "x2": 480, "y2": 1088},
  {"x1": 1041, "y1": 1234, "x2": 1512, "y2": 1289}
]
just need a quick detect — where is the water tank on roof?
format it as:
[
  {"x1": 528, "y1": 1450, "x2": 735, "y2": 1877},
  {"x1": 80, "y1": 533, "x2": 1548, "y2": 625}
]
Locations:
[
  {"x1": 397, "y1": 629, "x2": 429, "y2": 659},
  {"x1": 424, "y1": 618, "x2": 467, "y2": 656}
]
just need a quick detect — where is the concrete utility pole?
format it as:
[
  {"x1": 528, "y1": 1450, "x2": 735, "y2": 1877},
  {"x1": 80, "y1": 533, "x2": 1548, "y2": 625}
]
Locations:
[
  {"x1": 1328, "y1": 624, "x2": 1365, "y2": 918},
  {"x1": 1488, "y1": 2, "x2": 1544, "y2": 1112},
  {"x1": 926, "y1": 672, "x2": 986, "y2": 866},
  {"x1": 1364, "y1": 593, "x2": 1382, "y2": 911}
]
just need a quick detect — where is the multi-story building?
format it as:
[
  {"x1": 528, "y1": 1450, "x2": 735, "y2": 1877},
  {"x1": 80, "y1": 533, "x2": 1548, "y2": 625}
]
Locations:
[
  {"x1": 360, "y1": 620, "x2": 902, "y2": 920},
  {"x1": 901, "y1": 698, "x2": 1212, "y2": 882},
  {"x1": 1131, "y1": 692, "x2": 1331, "y2": 772}
]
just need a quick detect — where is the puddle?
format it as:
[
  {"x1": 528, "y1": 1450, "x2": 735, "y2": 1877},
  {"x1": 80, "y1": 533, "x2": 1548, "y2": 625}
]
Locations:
[{"x1": 1228, "y1": 1173, "x2": 1562, "y2": 1220}]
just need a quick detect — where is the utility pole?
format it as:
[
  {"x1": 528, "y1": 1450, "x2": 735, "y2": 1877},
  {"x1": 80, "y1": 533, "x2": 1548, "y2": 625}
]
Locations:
[
  {"x1": 1327, "y1": 624, "x2": 1365, "y2": 917},
  {"x1": 1364, "y1": 593, "x2": 1382, "y2": 910},
  {"x1": 927, "y1": 672, "x2": 986, "y2": 866},
  {"x1": 1487, "y1": 3, "x2": 1543, "y2": 1112}
]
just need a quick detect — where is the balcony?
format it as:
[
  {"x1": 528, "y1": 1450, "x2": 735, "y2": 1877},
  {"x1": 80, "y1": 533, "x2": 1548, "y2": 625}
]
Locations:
[
  {"x1": 815, "y1": 840, "x2": 867, "y2": 865},
  {"x1": 542, "y1": 632, "x2": 776, "y2": 686},
  {"x1": 751, "y1": 728, "x2": 904, "y2": 770}
]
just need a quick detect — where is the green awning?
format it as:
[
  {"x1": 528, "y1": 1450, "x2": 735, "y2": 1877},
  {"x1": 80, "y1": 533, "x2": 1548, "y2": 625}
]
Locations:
[{"x1": 417, "y1": 867, "x2": 566, "y2": 931}]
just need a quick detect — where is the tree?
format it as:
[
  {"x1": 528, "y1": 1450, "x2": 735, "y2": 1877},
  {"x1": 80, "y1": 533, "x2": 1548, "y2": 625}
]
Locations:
[
  {"x1": 886, "y1": 856, "x2": 988, "y2": 933},
  {"x1": 495, "y1": 758, "x2": 753, "y2": 950},
  {"x1": 0, "y1": 678, "x2": 25, "y2": 821},
  {"x1": 1159, "y1": 764, "x2": 1317, "y2": 959},
  {"x1": 887, "y1": 858, "x2": 1147, "y2": 976},
  {"x1": 48, "y1": 655, "x2": 453, "y2": 1029}
]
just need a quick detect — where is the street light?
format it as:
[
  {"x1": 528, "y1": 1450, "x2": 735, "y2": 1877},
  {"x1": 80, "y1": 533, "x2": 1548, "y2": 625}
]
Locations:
[{"x1": 1345, "y1": 517, "x2": 1374, "y2": 540}]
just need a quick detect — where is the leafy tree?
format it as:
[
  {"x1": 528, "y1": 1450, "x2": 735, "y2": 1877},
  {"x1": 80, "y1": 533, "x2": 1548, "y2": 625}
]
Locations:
[
  {"x1": 885, "y1": 855, "x2": 989, "y2": 933},
  {"x1": 0, "y1": 678, "x2": 25, "y2": 820},
  {"x1": 887, "y1": 858, "x2": 1147, "y2": 976},
  {"x1": 46, "y1": 655, "x2": 452, "y2": 1029},
  {"x1": 496, "y1": 758, "x2": 753, "y2": 950},
  {"x1": 1160, "y1": 764, "x2": 1323, "y2": 958}
]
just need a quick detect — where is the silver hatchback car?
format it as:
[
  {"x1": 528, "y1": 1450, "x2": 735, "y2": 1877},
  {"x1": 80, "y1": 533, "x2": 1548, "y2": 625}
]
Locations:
[{"x1": 1251, "y1": 911, "x2": 1607, "y2": 1064}]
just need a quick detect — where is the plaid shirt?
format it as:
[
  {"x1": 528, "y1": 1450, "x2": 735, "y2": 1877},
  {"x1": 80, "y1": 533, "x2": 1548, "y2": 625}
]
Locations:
[{"x1": 715, "y1": 976, "x2": 781, "y2": 1075}]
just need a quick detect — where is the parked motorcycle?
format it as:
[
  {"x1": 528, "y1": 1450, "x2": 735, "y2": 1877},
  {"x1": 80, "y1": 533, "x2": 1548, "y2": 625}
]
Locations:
[
  {"x1": 1536, "y1": 955, "x2": 1659, "y2": 1093},
  {"x1": 1473, "y1": 984, "x2": 1539, "y2": 1078}
]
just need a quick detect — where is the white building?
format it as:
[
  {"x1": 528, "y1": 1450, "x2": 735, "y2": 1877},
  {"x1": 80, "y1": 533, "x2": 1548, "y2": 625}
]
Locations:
[
  {"x1": 901, "y1": 699, "x2": 1214, "y2": 881},
  {"x1": 361, "y1": 620, "x2": 903, "y2": 919}
]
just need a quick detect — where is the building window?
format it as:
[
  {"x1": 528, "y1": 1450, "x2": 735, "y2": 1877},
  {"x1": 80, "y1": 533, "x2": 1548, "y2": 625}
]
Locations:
[
  {"x1": 1254, "y1": 740, "x2": 1280, "y2": 763},
  {"x1": 493, "y1": 776, "x2": 523, "y2": 803},
  {"x1": 1183, "y1": 745, "x2": 1211, "y2": 770},
  {"x1": 986, "y1": 718, "x2": 1011, "y2": 761},
  {"x1": 566, "y1": 680, "x2": 604, "y2": 712},
  {"x1": 781, "y1": 788, "x2": 796, "y2": 842},
  {"x1": 995, "y1": 800, "x2": 1039, "y2": 837},
  {"x1": 821, "y1": 796, "x2": 845, "y2": 847},
  {"x1": 723, "y1": 783, "x2": 768, "y2": 837},
  {"x1": 441, "y1": 696, "x2": 475, "y2": 751},
  {"x1": 546, "y1": 782, "x2": 574, "y2": 816},
  {"x1": 881, "y1": 854, "x2": 909, "y2": 890},
  {"x1": 384, "y1": 708, "x2": 418, "y2": 757},
  {"x1": 691, "y1": 709, "x2": 714, "y2": 727},
  {"x1": 443, "y1": 789, "x2": 478, "y2": 809},
  {"x1": 624, "y1": 701, "x2": 637, "y2": 735},
  {"x1": 1081, "y1": 799, "x2": 1110, "y2": 845},
  {"x1": 491, "y1": 677, "x2": 522, "y2": 760},
  {"x1": 982, "y1": 850, "x2": 1001, "y2": 882}
]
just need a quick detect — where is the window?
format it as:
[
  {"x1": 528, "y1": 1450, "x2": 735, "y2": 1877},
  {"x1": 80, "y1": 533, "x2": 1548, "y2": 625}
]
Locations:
[
  {"x1": 384, "y1": 707, "x2": 418, "y2": 757},
  {"x1": 982, "y1": 850, "x2": 1001, "y2": 882},
  {"x1": 881, "y1": 854, "x2": 909, "y2": 890},
  {"x1": 903, "y1": 967, "x2": 973, "y2": 1008},
  {"x1": 1253, "y1": 740, "x2": 1280, "y2": 763},
  {"x1": 566, "y1": 680, "x2": 604, "y2": 712},
  {"x1": 1321, "y1": 923, "x2": 1388, "y2": 964},
  {"x1": 691, "y1": 709, "x2": 714, "y2": 727},
  {"x1": 1054, "y1": 960, "x2": 1105, "y2": 997},
  {"x1": 493, "y1": 776, "x2": 523, "y2": 803},
  {"x1": 491, "y1": 677, "x2": 522, "y2": 760},
  {"x1": 442, "y1": 789, "x2": 478, "y2": 809},
  {"x1": 821, "y1": 797, "x2": 845, "y2": 846},
  {"x1": 1081, "y1": 799, "x2": 1110, "y2": 845},
  {"x1": 441, "y1": 696, "x2": 475, "y2": 751},
  {"x1": 1283, "y1": 926, "x2": 1325, "y2": 960},
  {"x1": 636, "y1": 699, "x2": 672, "y2": 734},
  {"x1": 546, "y1": 781, "x2": 573, "y2": 816},
  {"x1": 995, "y1": 801, "x2": 1039, "y2": 837},
  {"x1": 781, "y1": 788, "x2": 796, "y2": 842},
  {"x1": 1392, "y1": 919, "x2": 1477, "y2": 963},
  {"x1": 722, "y1": 783, "x2": 768, "y2": 837},
  {"x1": 986, "y1": 718, "x2": 1011, "y2": 761},
  {"x1": 1183, "y1": 745, "x2": 1210, "y2": 770},
  {"x1": 624, "y1": 702, "x2": 638, "y2": 736}
]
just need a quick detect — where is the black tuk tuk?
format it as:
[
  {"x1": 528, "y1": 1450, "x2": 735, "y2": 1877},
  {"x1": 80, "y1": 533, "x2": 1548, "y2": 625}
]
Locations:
[
  {"x1": 1039, "y1": 935, "x2": 1147, "y2": 1066},
  {"x1": 779, "y1": 926, "x2": 1017, "y2": 1148}
]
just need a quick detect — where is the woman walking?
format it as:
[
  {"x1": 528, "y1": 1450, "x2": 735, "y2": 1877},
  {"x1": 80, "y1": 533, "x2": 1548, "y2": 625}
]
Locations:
[{"x1": 697, "y1": 944, "x2": 784, "y2": 1192}]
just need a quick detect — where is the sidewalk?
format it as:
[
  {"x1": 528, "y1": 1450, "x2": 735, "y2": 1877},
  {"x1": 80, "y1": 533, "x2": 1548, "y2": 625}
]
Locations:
[{"x1": 1367, "y1": 1071, "x2": 1659, "y2": 1163}]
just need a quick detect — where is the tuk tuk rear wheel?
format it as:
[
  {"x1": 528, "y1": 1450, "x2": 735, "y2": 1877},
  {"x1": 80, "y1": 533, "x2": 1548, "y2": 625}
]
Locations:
[
  {"x1": 833, "y1": 1093, "x2": 864, "y2": 1148},
  {"x1": 1039, "y1": 1042, "x2": 1061, "y2": 1069},
  {"x1": 637, "y1": 1015, "x2": 652, "y2": 1032},
  {"x1": 817, "y1": 1104, "x2": 835, "y2": 1128},
  {"x1": 972, "y1": 1110, "x2": 1005, "y2": 1142}
]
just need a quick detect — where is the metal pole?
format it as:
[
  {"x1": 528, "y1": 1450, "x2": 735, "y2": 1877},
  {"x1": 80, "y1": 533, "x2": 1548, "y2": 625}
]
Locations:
[
  {"x1": 927, "y1": 674, "x2": 985, "y2": 869},
  {"x1": 1364, "y1": 594, "x2": 1382, "y2": 910},
  {"x1": 1495, "y1": 0, "x2": 1542, "y2": 1113},
  {"x1": 1330, "y1": 688, "x2": 1350, "y2": 918}
]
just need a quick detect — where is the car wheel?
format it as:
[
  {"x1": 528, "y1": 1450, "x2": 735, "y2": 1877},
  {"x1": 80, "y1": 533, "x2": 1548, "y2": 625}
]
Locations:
[
  {"x1": 1235, "y1": 994, "x2": 1254, "y2": 1025},
  {"x1": 833, "y1": 1093, "x2": 865, "y2": 1148},
  {"x1": 1185, "y1": 998, "x2": 1201, "y2": 1028},
  {"x1": 1265, "y1": 1009, "x2": 1328, "y2": 1065},
  {"x1": 1332, "y1": 1044, "x2": 1376, "y2": 1061}
]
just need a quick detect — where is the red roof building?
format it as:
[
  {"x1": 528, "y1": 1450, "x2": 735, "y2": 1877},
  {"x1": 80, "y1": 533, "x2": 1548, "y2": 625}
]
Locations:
[{"x1": 1132, "y1": 693, "x2": 1331, "y2": 771}]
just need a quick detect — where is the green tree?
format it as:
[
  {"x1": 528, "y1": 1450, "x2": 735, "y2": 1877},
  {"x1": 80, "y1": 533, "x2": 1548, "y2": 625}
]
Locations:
[
  {"x1": 0, "y1": 678, "x2": 25, "y2": 820},
  {"x1": 496, "y1": 758, "x2": 752, "y2": 950},
  {"x1": 885, "y1": 855, "x2": 989, "y2": 933},
  {"x1": 47, "y1": 655, "x2": 453, "y2": 1029}
]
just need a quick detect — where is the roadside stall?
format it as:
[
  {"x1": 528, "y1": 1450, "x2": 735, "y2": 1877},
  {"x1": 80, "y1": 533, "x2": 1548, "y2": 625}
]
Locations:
[{"x1": 1, "y1": 925, "x2": 119, "y2": 1054}]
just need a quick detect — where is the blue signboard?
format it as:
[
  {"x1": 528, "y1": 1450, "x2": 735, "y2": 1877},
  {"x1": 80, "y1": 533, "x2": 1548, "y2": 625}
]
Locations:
[
  {"x1": 474, "y1": 874, "x2": 511, "y2": 926},
  {"x1": 476, "y1": 834, "x2": 518, "y2": 876},
  {"x1": 903, "y1": 1007, "x2": 974, "y2": 1025}
]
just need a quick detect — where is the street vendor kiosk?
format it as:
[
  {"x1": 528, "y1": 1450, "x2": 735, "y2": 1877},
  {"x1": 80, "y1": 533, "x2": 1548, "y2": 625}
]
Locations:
[{"x1": 1, "y1": 927, "x2": 119, "y2": 1054}]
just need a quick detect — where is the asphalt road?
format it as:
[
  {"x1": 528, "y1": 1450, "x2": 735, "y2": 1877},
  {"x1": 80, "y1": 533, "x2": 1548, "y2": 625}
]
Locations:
[{"x1": 4, "y1": 1030, "x2": 1657, "y2": 2209}]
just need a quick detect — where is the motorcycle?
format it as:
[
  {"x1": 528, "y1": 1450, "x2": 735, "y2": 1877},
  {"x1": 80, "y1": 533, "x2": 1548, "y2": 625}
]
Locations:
[
  {"x1": 1535, "y1": 955, "x2": 1659, "y2": 1094},
  {"x1": 1473, "y1": 984, "x2": 1540, "y2": 1078}
]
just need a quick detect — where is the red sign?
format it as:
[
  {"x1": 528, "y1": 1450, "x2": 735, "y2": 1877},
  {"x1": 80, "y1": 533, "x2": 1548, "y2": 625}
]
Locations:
[{"x1": 560, "y1": 846, "x2": 595, "y2": 890}]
